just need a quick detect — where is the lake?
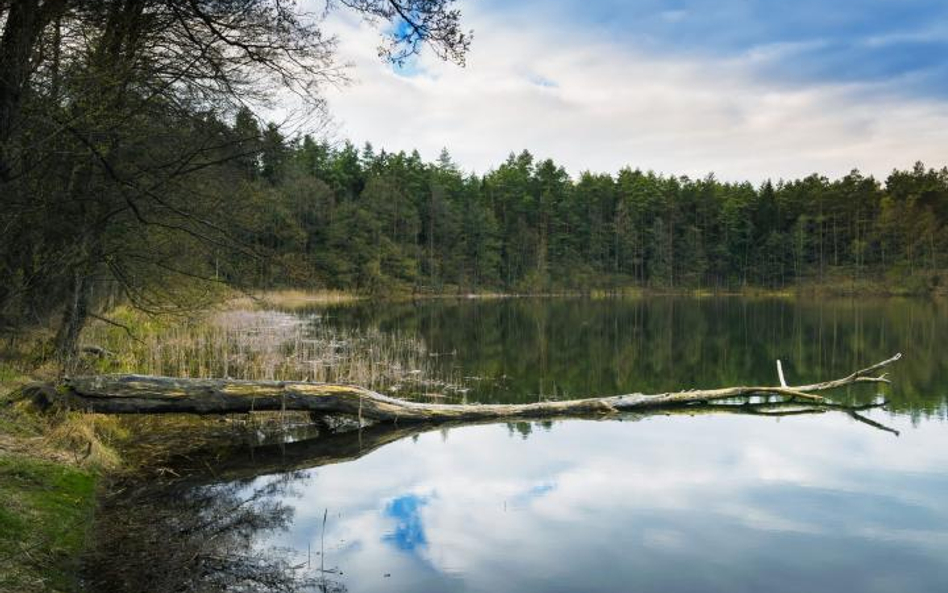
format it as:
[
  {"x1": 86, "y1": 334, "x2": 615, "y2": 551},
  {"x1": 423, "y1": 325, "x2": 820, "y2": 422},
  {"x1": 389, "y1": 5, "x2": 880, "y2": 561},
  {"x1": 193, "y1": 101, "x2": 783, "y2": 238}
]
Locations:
[{"x1": 84, "y1": 297, "x2": 948, "y2": 593}]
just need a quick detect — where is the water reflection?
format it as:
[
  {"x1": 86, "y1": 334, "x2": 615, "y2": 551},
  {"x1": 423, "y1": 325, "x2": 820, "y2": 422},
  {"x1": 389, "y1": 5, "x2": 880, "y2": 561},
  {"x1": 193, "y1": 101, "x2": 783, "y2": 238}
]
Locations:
[
  {"x1": 82, "y1": 470, "x2": 341, "y2": 593},
  {"x1": 317, "y1": 297, "x2": 948, "y2": 418},
  {"x1": 251, "y1": 411, "x2": 947, "y2": 593},
  {"x1": 383, "y1": 495, "x2": 429, "y2": 551},
  {"x1": 87, "y1": 402, "x2": 948, "y2": 593},
  {"x1": 83, "y1": 298, "x2": 948, "y2": 592}
]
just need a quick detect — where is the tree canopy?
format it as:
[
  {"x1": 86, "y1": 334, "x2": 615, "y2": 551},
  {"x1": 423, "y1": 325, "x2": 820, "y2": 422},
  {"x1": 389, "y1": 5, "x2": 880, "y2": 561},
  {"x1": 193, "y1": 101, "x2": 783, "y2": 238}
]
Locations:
[
  {"x1": 237, "y1": 139, "x2": 948, "y2": 296},
  {"x1": 0, "y1": 0, "x2": 470, "y2": 368},
  {"x1": 3, "y1": 2, "x2": 947, "y2": 374}
]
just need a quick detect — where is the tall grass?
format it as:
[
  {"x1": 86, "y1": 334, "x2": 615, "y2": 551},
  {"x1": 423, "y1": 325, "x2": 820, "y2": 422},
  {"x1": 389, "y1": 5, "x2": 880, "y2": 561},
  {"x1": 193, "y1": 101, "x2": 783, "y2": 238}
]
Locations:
[
  {"x1": 81, "y1": 306, "x2": 467, "y2": 402},
  {"x1": 251, "y1": 289, "x2": 362, "y2": 308}
]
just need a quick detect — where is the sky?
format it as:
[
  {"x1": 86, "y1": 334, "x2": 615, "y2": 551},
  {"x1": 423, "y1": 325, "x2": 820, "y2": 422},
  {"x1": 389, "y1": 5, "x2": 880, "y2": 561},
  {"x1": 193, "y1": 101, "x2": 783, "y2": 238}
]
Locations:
[{"x1": 306, "y1": 0, "x2": 948, "y2": 182}]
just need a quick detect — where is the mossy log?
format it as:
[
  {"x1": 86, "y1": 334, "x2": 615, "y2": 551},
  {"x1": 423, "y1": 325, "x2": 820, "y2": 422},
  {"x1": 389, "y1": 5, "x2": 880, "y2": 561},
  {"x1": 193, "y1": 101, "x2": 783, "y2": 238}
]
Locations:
[{"x1": 24, "y1": 353, "x2": 902, "y2": 424}]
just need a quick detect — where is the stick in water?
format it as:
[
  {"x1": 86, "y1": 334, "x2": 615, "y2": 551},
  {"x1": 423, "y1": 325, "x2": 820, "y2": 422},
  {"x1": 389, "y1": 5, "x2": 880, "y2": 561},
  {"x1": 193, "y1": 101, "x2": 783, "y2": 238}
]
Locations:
[
  {"x1": 320, "y1": 508, "x2": 327, "y2": 586},
  {"x1": 777, "y1": 360, "x2": 788, "y2": 388}
]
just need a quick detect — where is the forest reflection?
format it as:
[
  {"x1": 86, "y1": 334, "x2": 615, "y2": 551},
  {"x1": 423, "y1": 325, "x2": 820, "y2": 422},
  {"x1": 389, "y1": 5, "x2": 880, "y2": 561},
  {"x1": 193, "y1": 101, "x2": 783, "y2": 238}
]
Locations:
[
  {"x1": 83, "y1": 468, "x2": 344, "y2": 593},
  {"x1": 318, "y1": 297, "x2": 948, "y2": 417},
  {"x1": 80, "y1": 297, "x2": 948, "y2": 592}
]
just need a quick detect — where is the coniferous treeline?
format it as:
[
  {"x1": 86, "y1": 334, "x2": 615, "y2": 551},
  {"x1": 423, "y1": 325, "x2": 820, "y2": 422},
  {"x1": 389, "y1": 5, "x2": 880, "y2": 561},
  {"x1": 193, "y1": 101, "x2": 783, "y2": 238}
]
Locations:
[{"x1": 241, "y1": 121, "x2": 948, "y2": 294}]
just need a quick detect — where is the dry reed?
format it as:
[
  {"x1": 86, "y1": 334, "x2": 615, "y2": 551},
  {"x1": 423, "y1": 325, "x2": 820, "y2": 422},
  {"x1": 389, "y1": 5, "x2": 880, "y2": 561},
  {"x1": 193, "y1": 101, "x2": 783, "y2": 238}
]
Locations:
[{"x1": 81, "y1": 306, "x2": 468, "y2": 402}]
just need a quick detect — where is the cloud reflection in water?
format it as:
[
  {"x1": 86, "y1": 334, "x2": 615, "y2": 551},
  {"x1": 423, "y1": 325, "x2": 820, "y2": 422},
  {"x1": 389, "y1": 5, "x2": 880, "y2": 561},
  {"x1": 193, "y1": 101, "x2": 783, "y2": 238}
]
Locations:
[{"x1": 259, "y1": 411, "x2": 948, "y2": 593}]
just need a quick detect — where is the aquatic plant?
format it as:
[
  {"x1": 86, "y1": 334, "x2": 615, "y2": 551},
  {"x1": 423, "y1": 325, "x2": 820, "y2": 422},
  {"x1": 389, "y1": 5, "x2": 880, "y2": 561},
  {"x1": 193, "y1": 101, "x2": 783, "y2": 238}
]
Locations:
[{"x1": 81, "y1": 306, "x2": 467, "y2": 402}]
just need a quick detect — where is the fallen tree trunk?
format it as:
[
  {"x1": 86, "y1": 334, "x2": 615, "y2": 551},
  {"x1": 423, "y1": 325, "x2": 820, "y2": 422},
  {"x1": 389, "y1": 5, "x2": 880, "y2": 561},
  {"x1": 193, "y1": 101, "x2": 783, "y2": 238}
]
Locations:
[{"x1": 24, "y1": 353, "x2": 902, "y2": 424}]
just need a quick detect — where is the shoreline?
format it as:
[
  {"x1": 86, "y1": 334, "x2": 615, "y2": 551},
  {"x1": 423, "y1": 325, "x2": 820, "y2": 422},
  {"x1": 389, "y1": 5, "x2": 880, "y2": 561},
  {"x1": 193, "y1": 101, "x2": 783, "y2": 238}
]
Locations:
[
  {"x1": 257, "y1": 284, "x2": 948, "y2": 306},
  {"x1": 0, "y1": 391, "x2": 103, "y2": 593},
  {"x1": 1, "y1": 282, "x2": 944, "y2": 591}
]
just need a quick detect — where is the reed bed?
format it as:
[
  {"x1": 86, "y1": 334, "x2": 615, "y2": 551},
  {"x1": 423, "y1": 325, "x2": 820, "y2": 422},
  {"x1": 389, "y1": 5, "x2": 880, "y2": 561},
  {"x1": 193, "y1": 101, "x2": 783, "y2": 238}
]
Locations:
[
  {"x1": 251, "y1": 289, "x2": 362, "y2": 308},
  {"x1": 81, "y1": 306, "x2": 468, "y2": 403}
]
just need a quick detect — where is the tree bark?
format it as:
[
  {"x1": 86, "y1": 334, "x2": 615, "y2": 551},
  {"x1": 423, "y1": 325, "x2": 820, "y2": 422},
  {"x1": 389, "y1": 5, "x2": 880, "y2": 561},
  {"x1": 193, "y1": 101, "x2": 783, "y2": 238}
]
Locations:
[
  {"x1": 26, "y1": 353, "x2": 902, "y2": 423},
  {"x1": 54, "y1": 266, "x2": 94, "y2": 374}
]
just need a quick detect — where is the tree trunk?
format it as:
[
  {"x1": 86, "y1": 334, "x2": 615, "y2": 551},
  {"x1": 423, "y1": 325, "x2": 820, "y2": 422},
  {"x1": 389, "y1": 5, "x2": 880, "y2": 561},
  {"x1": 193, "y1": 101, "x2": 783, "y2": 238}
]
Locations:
[
  {"x1": 0, "y1": 0, "x2": 65, "y2": 178},
  {"x1": 28, "y1": 354, "x2": 902, "y2": 422},
  {"x1": 54, "y1": 269, "x2": 94, "y2": 375}
]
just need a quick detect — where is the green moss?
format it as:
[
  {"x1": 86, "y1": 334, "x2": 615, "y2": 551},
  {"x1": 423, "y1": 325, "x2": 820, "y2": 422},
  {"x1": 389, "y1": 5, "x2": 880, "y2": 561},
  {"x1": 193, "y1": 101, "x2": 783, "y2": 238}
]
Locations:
[{"x1": 0, "y1": 455, "x2": 97, "y2": 593}]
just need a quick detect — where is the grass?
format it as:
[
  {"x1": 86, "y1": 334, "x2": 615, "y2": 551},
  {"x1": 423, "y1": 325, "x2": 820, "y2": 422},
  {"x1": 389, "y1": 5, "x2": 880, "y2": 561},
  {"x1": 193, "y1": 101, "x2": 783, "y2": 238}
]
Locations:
[
  {"x1": 0, "y1": 455, "x2": 96, "y2": 593},
  {"x1": 80, "y1": 305, "x2": 468, "y2": 401},
  {"x1": 251, "y1": 289, "x2": 363, "y2": 308},
  {"x1": 0, "y1": 363, "x2": 29, "y2": 386},
  {"x1": 0, "y1": 372, "x2": 127, "y2": 593}
]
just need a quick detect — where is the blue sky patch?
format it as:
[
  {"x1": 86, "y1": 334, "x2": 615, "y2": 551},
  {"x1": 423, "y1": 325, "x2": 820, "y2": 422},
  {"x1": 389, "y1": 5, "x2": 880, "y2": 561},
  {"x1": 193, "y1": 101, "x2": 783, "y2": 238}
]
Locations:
[
  {"x1": 383, "y1": 494, "x2": 429, "y2": 551},
  {"x1": 483, "y1": 0, "x2": 948, "y2": 97}
]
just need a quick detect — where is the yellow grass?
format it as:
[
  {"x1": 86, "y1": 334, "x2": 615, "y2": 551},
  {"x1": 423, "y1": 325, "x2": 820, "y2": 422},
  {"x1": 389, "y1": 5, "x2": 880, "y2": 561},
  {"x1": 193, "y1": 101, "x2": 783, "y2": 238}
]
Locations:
[
  {"x1": 80, "y1": 305, "x2": 467, "y2": 402},
  {"x1": 252, "y1": 289, "x2": 362, "y2": 308}
]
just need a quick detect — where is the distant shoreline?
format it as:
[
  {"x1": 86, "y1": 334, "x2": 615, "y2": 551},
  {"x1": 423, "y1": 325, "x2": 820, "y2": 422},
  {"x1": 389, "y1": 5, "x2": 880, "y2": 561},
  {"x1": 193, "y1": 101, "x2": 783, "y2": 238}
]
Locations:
[{"x1": 254, "y1": 279, "x2": 948, "y2": 307}]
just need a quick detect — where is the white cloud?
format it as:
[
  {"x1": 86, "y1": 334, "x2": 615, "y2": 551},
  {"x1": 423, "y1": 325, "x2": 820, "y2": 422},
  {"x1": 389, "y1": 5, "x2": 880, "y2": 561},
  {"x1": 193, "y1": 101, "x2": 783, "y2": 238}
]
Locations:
[
  {"x1": 307, "y1": 4, "x2": 948, "y2": 183},
  {"x1": 252, "y1": 411, "x2": 948, "y2": 592}
]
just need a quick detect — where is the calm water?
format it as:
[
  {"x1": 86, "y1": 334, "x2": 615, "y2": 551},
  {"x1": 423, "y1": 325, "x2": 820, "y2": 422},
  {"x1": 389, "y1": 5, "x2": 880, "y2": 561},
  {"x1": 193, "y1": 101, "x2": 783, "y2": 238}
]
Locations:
[{"x1": 86, "y1": 297, "x2": 948, "y2": 593}]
